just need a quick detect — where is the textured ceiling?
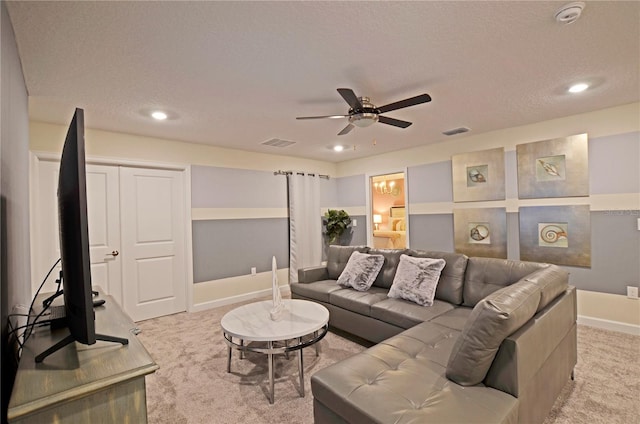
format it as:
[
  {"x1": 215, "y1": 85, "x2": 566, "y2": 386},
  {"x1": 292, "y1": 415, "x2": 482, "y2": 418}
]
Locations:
[{"x1": 6, "y1": 1, "x2": 640, "y2": 162}]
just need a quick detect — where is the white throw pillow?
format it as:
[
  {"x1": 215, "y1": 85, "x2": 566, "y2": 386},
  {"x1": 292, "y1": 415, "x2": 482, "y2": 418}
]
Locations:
[
  {"x1": 337, "y1": 251, "x2": 385, "y2": 291},
  {"x1": 388, "y1": 254, "x2": 446, "y2": 306}
]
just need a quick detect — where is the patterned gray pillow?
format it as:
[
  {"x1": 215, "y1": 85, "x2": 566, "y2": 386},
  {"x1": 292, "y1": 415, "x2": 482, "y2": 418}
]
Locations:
[
  {"x1": 336, "y1": 251, "x2": 385, "y2": 291},
  {"x1": 388, "y1": 254, "x2": 446, "y2": 306}
]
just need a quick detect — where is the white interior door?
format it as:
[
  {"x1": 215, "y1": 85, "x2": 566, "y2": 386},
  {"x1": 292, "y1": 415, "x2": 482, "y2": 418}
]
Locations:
[
  {"x1": 33, "y1": 161, "x2": 122, "y2": 301},
  {"x1": 119, "y1": 167, "x2": 187, "y2": 322},
  {"x1": 86, "y1": 165, "x2": 123, "y2": 303}
]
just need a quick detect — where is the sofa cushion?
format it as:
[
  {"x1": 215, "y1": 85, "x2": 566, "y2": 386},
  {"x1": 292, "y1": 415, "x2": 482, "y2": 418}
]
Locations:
[
  {"x1": 407, "y1": 249, "x2": 468, "y2": 305},
  {"x1": 388, "y1": 254, "x2": 446, "y2": 306},
  {"x1": 463, "y1": 257, "x2": 547, "y2": 307},
  {"x1": 368, "y1": 248, "x2": 407, "y2": 289},
  {"x1": 430, "y1": 306, "x2": 474, "y2": 331},
  {"x1": 311, "y1": 321, "x2": 519, "y2": 424},
  {"x1": 289, "y1": 280, "x2": 345, "y2": 303},
  {"x1": 337, "y1": 251, "x2": 384, "y2": 291},
  {"x1": 327, "y1": 245, "x2": 369, "y2": 279},
  {"x1": 446, "y1": 280, "x2": 541, "y2": 386},
  {"x1": 329, "y1": 286, "x2": 389, "y2": 316},
  {"x1": 370, "y1": 298, "x2": 455, "y2": 329},
  {"x1": 523, "y1": 265, "x2": 569, "y2": 312}
]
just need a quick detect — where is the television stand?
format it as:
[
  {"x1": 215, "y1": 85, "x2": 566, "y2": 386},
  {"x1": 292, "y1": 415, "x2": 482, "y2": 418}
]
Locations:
[
  {"x1": 35, "y1": 332, "x2": 129, "y2": 363},
  {"x1": 8, "y1": 291, "x2": 157, "y2": 424},
  {"x1": 41, "y1": 288, "x2": 99, "y2": 308}
]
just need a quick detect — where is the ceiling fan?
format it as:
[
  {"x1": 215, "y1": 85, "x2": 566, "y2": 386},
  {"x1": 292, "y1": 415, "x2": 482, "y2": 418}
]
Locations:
[{"x1": 296, "y1": 88, "x2": 432, "y2": 136}]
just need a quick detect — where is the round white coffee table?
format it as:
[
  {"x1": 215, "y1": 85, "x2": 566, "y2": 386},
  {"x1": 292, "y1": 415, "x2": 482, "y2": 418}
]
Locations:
[{"x1": 221, "y1": 299, "x2": 329, "y2": 403}]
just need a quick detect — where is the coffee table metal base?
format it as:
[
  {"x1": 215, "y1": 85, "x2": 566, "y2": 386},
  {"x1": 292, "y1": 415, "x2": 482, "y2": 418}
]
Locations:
[{"x1": 223, "y1": 325, "x2": 328, "y2": 404}]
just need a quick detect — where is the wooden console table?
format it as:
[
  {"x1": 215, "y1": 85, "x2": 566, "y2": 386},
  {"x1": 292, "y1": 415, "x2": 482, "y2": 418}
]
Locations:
[{"x1": 7, "y1": 293, "x2": 158, "y2": 423}]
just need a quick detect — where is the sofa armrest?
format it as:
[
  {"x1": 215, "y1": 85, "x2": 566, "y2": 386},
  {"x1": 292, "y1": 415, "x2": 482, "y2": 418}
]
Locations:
[
  {"x1": 484, "y1": 286, "x2": 577, "y2": 397},
  {"x1": 298, "y1": 266, "x2": 329, "y2": 283}
]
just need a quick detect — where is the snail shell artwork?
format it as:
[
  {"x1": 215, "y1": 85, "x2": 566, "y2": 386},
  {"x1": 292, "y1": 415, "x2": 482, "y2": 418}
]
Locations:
[
  {"x1": 468, "y1": 168, "x2": 486, "y2": 183},
  {"x1": 469, "y1": 223, "x2": 490, "y2": 244},
  {"x1": 538, "y1": 223, "x2": 569, "y2": 248}
]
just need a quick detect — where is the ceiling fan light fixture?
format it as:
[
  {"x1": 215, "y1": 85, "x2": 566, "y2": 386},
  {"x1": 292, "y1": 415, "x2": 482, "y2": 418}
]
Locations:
[{"x1": 349, "y1": 113, "x2": 379, "y2": 128}]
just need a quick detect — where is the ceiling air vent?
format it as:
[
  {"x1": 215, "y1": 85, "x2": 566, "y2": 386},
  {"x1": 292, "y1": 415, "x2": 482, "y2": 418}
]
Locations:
[
  {"x1": 442, "y1": 127, "x2": 470, "y2": 136},
  {"x1": 261, "y1": 138, "x2": 296, "y2": 148}
]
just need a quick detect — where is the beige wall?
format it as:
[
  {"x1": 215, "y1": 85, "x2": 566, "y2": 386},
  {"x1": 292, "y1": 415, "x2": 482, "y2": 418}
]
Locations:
[
  {"x1": 578, "y1": 290, "x2": 640, "y2": 332},
  {"x1": 30, "y1": 121, "x2": 337, "y2": 175}
]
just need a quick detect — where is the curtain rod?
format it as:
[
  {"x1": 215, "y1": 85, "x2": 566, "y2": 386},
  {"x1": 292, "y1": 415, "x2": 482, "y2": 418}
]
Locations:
[{"x1": 273, "y1": 170, "x2": 330, "y2": 179}]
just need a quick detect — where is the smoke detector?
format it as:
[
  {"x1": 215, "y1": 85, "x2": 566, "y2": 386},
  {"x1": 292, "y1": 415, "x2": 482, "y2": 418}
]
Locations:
[{"x1": 555, "y1": 2, "x2": 585, "y2": 24}]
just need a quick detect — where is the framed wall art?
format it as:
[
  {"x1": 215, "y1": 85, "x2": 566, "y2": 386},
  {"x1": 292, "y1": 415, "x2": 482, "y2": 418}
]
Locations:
[
  {"x1": 519, "y1": 205, "x2": 591, "y2": 267},
  {"x1": 452, "y1": 147, "x2": 505, "y2": 202},
  {"x1": 453, "y1": 207, "x2": 507, "y2": 259},
  {"x1": 516, "y1": 134, "x2": 589, "y2": 199}
]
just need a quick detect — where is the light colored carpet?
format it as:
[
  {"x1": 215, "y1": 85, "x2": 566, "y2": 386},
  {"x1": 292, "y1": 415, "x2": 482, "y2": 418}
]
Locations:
[{"x1": 137, "y1": 300, "x2": 640, "y2": 424}]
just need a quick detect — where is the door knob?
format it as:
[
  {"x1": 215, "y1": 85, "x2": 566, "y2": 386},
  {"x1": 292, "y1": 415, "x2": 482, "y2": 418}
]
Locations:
[{"x1": 111, "y1": 250, "x2": 119, "y2": 257}]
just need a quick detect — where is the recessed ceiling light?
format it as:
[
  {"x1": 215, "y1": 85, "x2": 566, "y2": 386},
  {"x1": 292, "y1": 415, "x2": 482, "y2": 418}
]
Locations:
[
  {"x1": 151, "y1": 111, "x2": 168, "y2": 120},
  {"x1": 568, "y1": 83, "x2": 589, "y2": 93},
  {"x1": 333, "y1": 145, "x2": 344, "y2": 152}
]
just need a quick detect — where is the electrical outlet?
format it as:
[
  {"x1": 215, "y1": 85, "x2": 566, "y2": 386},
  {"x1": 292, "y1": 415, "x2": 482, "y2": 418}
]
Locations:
[
  {"x1": 352, "y1": 219, "x2": 357, "y2": 227},
  {"x1": 627, "y1": 286, "x2": 639, "y2": 299},
  {"x1": 251, "y1": 267, "x2": 257, "y2": 276}
]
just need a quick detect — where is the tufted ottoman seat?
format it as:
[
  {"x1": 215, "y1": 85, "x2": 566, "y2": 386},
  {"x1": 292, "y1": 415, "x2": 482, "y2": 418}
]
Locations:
[{"x1": 312, "y1": 321, "x2": 518, "y2": 423}]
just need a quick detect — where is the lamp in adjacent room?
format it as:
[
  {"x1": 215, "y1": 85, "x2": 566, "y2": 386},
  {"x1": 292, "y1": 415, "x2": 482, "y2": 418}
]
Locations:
[{"x1": 373, "y1": 214, "x2": 382, "y2": 230}]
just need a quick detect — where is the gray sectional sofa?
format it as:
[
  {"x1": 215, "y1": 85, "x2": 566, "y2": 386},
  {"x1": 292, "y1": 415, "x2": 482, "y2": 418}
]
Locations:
[{"x1": 291, "y1": 245, "x2": 577, "y2": 424}]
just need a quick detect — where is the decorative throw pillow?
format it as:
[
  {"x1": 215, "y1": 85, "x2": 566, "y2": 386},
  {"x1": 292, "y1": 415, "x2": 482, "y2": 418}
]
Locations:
[
  {"x1": 388, "y1": 254, "x2": 446, "y2": 306},
  {"x1": 445, "y1": 280, "x2": 541, "y2": 386},
  {"x1": 336, "y1": 251, "x2": 385, "y2": 291}
]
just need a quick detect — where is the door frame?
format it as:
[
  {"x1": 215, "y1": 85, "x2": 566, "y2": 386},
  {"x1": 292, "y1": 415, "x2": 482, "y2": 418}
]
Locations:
[
  {"x1": 29, "y1": 151, "x2": 194, "y2": 313},
  {"x1": 365, "y1": 167, "x2": 409, "y2": 248}
]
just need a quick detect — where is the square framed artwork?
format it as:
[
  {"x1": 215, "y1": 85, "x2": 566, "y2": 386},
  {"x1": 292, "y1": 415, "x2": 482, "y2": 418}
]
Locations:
[
  {"x1": 519, "y1": 205, "x2": 591, "y2": 267},
  {"x1": 453, "y1": 207, "x2": 507, "y2": 258},
  {"x1": 452, "y1": 147, "x2": 505, "y2": 202},
  {"x1": 516, "y1": 134, "x2": 588, "y2": 199}
]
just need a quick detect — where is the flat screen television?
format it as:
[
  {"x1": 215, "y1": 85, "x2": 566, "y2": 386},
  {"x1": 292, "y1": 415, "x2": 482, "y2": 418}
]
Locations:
[
  {"x1": 35, "y1": 108, "x2": 127, "y2": 363},
  {"x1": 58, "y1": 107, "x2": 95, "y2": 345}
]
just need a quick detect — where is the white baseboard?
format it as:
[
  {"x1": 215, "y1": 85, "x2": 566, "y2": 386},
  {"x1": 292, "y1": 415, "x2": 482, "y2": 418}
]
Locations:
[
  {"x1": 577, "y1": 315, "x2": 640, "y2": 336},
  {"x1": 190, "y1": 285, "x2": 292, "y2": 313}
]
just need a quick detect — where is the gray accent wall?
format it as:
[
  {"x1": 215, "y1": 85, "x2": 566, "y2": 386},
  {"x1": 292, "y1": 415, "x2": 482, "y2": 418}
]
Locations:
[
  {"x1": 408, "y1": 161, "x2": 453, "y2": 202},
  {"x1": 2, "y1": 3, "x2": 31, "y2": 419},
  {"x1": 408, "y1": 214, "x2": 455, "y2": 252},
  {"x1": 337, "y1": 174, "x2": 366, "y2": 206},
  {"x1": 193, "y1": 218, "x2": 289, "y2": 282},
  {"x1": 589, "y1": 132, "x2": 640, "y2": 194},
  {"x1": 191, "y1": 166, "x2": 286, "y2": 208},
  {"x1": 568, "y1": 211, "x2": 640, "y2": 293}
]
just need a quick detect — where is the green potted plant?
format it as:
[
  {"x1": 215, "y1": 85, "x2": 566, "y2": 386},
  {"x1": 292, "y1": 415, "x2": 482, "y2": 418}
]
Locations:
[{"x1": 323, "y1": 209, "x2": 352, "y2": 244}]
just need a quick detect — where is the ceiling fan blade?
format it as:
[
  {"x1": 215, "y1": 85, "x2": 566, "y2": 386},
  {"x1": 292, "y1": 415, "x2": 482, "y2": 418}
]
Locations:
[
  {"x1": 377, "y1": 93, "x2": 432, "y2": 114},
  {"x1": 338, "y1": 123, "x2": 355, "y2": 135},
  {"x1": 378, "y1": 115, "x2": 412, "y2": 128},
  {"x1": 296, "y1": 115, "x2": 349, "y2": 120},
  {"x1": 337, "y1": 88, "x2": 363, "y2": 110}
]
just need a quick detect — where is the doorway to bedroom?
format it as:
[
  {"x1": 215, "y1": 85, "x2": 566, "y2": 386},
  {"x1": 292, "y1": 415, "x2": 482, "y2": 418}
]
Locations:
[{"x1": 367, "y1": 171, "x2": 408, "y2": 249}]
